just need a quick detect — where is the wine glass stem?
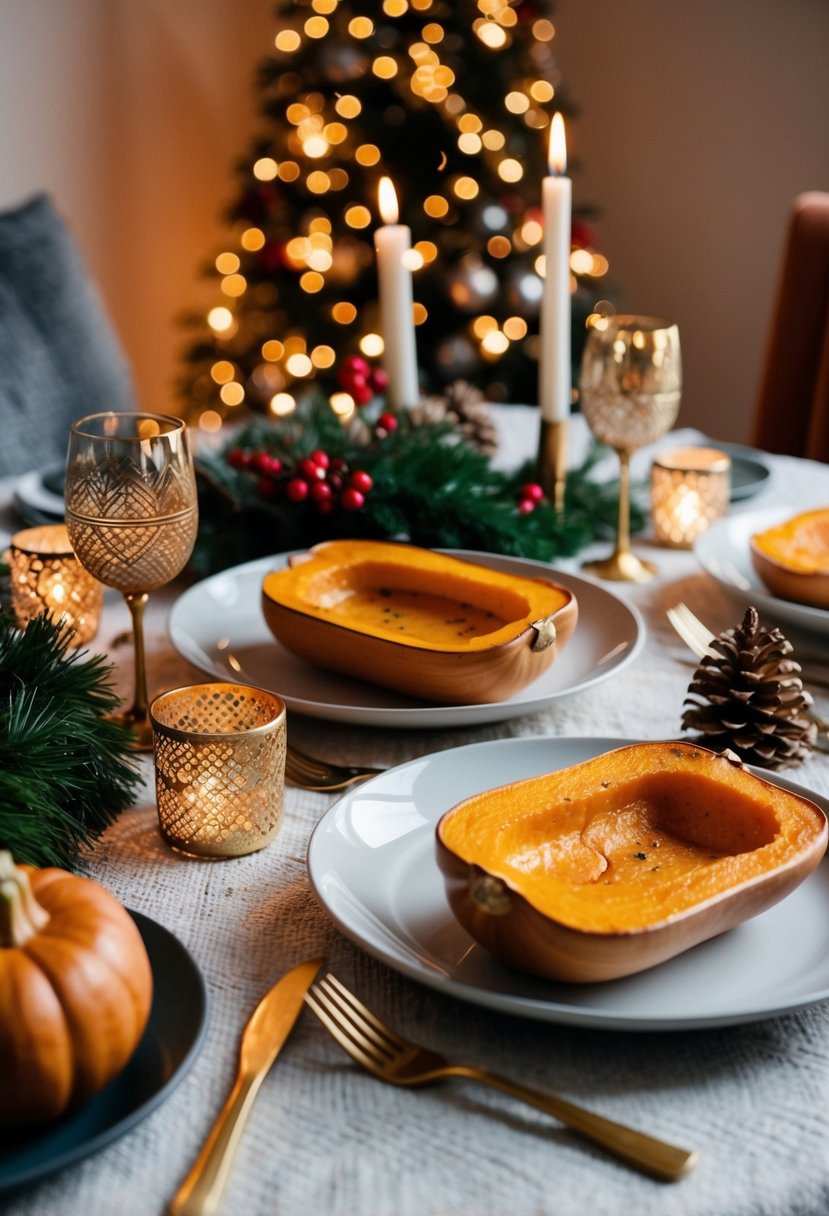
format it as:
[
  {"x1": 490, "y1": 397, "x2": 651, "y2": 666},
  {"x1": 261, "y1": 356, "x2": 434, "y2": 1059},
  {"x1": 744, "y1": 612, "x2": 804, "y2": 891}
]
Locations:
[
  {"x1": 614, "y1": 448, "x2": 632, "y2": 557},
  {"x1": 123, "y1": 592, "x2": 150, "y2": 732}
]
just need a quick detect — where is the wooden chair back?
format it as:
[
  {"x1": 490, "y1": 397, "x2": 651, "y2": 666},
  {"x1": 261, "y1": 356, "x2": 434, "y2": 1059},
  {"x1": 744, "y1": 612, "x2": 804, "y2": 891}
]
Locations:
[{"x1": 751, "y1": 191, "x2": 829, "y2": 463}]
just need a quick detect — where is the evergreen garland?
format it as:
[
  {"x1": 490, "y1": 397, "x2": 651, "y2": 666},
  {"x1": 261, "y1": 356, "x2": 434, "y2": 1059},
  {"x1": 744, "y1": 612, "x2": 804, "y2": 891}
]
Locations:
[
  {"x1": 0, "y1": 614, "x2": 142, "y2": 870},
  {"x1": 191, "y1": 399, "x2": 642, "y2": 576}
]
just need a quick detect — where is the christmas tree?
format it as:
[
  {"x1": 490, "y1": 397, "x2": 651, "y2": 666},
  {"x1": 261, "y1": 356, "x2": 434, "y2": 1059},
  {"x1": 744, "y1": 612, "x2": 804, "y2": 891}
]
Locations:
[{"x1": 178, "y1": 0, "x2": 610, "y2": 432}]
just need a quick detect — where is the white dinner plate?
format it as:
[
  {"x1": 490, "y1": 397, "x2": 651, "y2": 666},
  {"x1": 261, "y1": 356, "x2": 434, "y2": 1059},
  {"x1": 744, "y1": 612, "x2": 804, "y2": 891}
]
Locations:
[
  {"x1": 307, "y1": 736, "x2": 829, "y2": 1030},
  {"x1": 169, "y1": 551, "x2": 644, "y2": 729},
  {"x1": 695, "y1": 505, "x2": 829, "y2": 635}
]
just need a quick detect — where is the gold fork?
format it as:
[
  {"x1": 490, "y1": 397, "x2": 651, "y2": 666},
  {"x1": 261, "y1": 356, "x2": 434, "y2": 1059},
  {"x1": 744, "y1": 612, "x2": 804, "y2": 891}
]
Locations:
[
  {"x1": 305, "y1": 972, "x2": 698, "y2": 1182},
  {"x1": 666, "y1": 602, "x2": 829, "y2": 751},
  {"x1": 665, "y1": 602, "x2": 718, "y2": 660},
  {"x1": 285, "y1": 744, "x2": 383, "y2": 791}
]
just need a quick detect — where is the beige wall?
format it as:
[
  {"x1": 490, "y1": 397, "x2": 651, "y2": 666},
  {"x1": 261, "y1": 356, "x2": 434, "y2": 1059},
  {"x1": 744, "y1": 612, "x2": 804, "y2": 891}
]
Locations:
[
  {"x1": 555, "y1": 0, "x2": 829, "y2": 442},
  {"x1": 2, "y1": 0, "x2": 828, "y2": 441},
  {"x1": 0, "y1": 0, "x2": 274, "y2": 413}
]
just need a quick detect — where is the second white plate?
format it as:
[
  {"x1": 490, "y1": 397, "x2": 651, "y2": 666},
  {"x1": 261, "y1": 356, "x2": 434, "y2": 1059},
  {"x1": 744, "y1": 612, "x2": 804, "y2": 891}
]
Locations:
[
  {"x1": 695, "y1": 506, "x2": 829, "y2": 635},
  {"x1": 169, "y1": 551, "x2": 644, "y2": 729},
  {"x1": 307, "y1": 736, "x2": 829, "y2": 1030}
]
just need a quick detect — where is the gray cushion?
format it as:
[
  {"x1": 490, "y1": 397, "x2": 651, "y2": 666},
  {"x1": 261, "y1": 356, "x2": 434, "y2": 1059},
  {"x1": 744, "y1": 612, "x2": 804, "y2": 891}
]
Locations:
[{"x1": 0, "y1": 194, "x2": 135, "y2": 476}]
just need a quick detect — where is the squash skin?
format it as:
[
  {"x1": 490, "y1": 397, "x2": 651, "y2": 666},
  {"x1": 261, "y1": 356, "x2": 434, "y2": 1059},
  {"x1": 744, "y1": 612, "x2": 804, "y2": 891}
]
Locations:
[
  {"x1": 261, "y1": 540, "x2": 578, "y2": 704},
  {"x1": 435, "y1": 742, "x2": 828, "y2": 983},
  {"x1": 0, "y1": 863, "x2": 154, "y2": 1130},
  {"x1": 750, "y1": 507, "x2": 829, "y2": 609}
]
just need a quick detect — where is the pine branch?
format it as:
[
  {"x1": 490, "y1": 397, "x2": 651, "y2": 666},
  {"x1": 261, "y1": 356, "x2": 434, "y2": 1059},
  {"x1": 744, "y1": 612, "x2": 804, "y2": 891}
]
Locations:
[{"x1": 0, "y1": 614, "x2": 142, "y2": 870}]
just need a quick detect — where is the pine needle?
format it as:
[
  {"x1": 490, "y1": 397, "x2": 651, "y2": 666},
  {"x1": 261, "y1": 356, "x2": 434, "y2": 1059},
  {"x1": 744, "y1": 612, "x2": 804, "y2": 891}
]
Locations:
[{"x1": 0, "y1": 614, "x2": 142, "y2": 870}]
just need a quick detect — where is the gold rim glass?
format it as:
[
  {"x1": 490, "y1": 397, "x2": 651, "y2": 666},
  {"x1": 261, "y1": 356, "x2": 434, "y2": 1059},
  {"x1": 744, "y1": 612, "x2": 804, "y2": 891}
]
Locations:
[
  {"x1": 65, "y1": 411, "x2": 198, "y2": 749},
  {"x1": 579, "y1": 315, "x2": 682, "y2": 582}
]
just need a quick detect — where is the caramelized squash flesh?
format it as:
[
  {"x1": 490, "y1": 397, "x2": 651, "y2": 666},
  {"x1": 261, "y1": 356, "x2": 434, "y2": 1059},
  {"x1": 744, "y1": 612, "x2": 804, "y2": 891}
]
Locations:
[
  {"x1": 436, "y1": 742, "x2": 827, "y2": 981},
  {"x1": 287, "y1": 559, "x2": 532, "y2": 649}
]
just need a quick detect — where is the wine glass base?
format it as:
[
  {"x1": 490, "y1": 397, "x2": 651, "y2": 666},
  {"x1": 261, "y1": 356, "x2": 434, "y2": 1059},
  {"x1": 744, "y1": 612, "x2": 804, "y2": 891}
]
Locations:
[{"x1": 583, "y1": 549, "x2": 658, "y2": 583}]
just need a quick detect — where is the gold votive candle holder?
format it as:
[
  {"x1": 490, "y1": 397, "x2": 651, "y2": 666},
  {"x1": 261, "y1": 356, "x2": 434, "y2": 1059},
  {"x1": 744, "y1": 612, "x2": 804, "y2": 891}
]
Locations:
[
  {"x1": 650, "y1": 447, "x2": 732, "y2": 549},
  {"x1": 9, "y1": 524, "x2": 103, "y2": 646},
  {"x1": 150, "y1": 682, "x2": 287, "y2": 859}
]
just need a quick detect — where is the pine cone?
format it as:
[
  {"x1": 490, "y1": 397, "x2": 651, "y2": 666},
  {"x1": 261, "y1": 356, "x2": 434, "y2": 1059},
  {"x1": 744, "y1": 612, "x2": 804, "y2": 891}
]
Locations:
[
  {"x1": 342, "y1": 413, "x2": 373, "y2": 449},
  {"x1": 411, "y1": 381, "x2": 499, "y2": 453},
  {"x1": 681, "y1": 606, "x2": 817, "y2": 769}
]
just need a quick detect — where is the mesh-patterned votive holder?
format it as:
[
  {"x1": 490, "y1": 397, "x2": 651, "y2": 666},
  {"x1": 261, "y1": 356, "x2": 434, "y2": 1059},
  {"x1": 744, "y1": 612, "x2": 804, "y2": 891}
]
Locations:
[
  {"x1": 650, "y1": 447, "x2": 732, "y2": 548},
  {"x1": 10, "y1": 524, "x2": 103, "y2": 646},
  {"x1": 150, "y1": 682, "x2": 287, "y2": 859}
]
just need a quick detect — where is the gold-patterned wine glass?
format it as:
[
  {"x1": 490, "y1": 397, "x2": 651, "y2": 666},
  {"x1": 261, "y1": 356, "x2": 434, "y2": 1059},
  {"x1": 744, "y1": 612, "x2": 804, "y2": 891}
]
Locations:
[
  {"x1": 579, "y1": 315, "x2": 682, "y2": 582},
  {"x1": 65, "y1": 412, "x2": 198, "y2": 750}
]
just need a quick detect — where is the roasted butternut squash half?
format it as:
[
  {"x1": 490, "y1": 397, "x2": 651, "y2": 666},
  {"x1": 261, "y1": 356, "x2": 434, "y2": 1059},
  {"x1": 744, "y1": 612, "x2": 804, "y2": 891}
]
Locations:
[
  {"x1": 750, "y1": 507, "x2": 829, "y2": 609},
  {"x1": 261, "y1": 540, "x2": 577, "y2": 704},
  {"x1": 436, "y1": 741, "x2": 827, "y2": 982}
]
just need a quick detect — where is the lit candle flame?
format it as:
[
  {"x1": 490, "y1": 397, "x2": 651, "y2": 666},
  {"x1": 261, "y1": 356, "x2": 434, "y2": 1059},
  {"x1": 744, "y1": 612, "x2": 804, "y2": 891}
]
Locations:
[
  {"x1": 547, "y1": 112, "x2": 567, "y2": 176},
  {"x1": 378, "y1": 176, "x2": 399, "y2": 224}
]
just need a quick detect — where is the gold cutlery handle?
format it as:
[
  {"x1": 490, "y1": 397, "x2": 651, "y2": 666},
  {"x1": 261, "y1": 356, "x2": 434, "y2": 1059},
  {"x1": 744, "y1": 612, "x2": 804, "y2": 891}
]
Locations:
[
  {"x1": 168, "y1": 1072, "x2": 264, "y2": 1216},
  {"x1": 452, "y1": 1065, "x2": 698, "y2": 1181}
]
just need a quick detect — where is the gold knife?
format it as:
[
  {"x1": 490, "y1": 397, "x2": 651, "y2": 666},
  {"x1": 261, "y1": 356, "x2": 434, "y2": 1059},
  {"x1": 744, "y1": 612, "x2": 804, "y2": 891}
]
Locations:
[{"x1": 168, "y1": 957, "x2": 324, "y2": 1216}]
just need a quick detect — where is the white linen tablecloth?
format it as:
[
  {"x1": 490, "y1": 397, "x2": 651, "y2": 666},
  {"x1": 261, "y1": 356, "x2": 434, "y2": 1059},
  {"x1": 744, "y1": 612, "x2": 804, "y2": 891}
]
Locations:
[{"x1": 3, "y1": 411, "x2": 829, "y2": 1216}]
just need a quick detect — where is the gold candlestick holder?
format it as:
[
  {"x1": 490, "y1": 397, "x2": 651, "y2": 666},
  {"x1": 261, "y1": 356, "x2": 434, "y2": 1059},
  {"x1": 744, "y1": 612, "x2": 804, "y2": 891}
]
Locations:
[
  {"x1": 537, "y1": 417, "x2": 568, "y2": 511},
  {"x1": 9, "y1": 524, "x2": 103, "y2": 647},
  {"x1": 150, "y1": 682, "x2": 286, "y2": 859}
]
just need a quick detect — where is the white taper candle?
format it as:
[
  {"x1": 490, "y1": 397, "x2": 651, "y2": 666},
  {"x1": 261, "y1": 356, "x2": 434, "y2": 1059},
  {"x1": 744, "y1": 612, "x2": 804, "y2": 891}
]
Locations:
[
  {"x1": 375, "y1": 177, "x2": 419, "y2": 410},
  {"x1": 539, "y1": 114, "x2": 572, "y2": 423}
]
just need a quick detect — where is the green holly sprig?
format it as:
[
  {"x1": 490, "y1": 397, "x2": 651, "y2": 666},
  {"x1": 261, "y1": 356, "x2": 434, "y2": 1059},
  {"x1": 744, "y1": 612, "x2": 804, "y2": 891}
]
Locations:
[{"x1": 191, "y1": 398, "x2": 641, "y2": 577}]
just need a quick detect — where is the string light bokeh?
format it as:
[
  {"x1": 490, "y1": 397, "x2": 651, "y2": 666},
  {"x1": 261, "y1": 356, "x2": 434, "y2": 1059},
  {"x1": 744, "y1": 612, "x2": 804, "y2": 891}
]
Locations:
[{"x1": 179, "y1": 0, "x2": 611, "y2": 436}]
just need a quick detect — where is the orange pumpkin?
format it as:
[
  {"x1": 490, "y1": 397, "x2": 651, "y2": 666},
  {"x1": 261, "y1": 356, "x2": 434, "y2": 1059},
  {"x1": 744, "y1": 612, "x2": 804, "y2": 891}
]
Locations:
[{"x1": 0, "y1": 852, "x2": 153, "y2": 1130}]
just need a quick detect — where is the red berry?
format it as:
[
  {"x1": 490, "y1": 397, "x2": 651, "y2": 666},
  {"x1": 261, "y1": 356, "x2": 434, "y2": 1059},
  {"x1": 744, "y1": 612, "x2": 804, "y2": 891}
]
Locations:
[
  {"x1": 349, "y1": 470, "x2": 373, "y2": 494},
  {"x1": 252, "y1": 452, "x2": 283, "y2": 477},
  {"x1": 340, "y1": 487, "x2": 365, "y2": 511},
  {"x1": 329, "y1": 456, "x2": 348, "y2": 473},
  {"x1": 257, "y1": 476, "x2": 278, "y2": 499},
  {"x1": 517, "y1": 498, "x2": 536, "y2": 514},
  {"x1": 310, "y1": 449, "x2": 330, "y2": 470},
  {"x1": 348, "y1": 374, "x2": 373, "y2": 406},
  {"x1": 310, "y1": 480, "x2": 333, "y2": 503},
  {"x1": 227, "y1": 447, "x2": 250, "y2": 469},
  {"x1": 299, "y1": 456, "x2": 324, "y2": 480},
  {"x1": 285, "y1": 478, "x2": 309, "y2": 502},
  {"x1": 376, "y1": 411, "x2": 398, "y2": 433},
  {"x1": 370, "y1": 367, "x2": 389, "y2": 392},
  {"x1": 316, "y1": 498, "x2": 334, "y2": 515},
  {"x1": 337, "y1": 355, "x2": 370, "y2": 388},
  {"x1": 328, "y1": 472, "x2": 344, "y2": 492},
  {"x1": 520, "y1": 482, "x2": 544, "y2": 503}
]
